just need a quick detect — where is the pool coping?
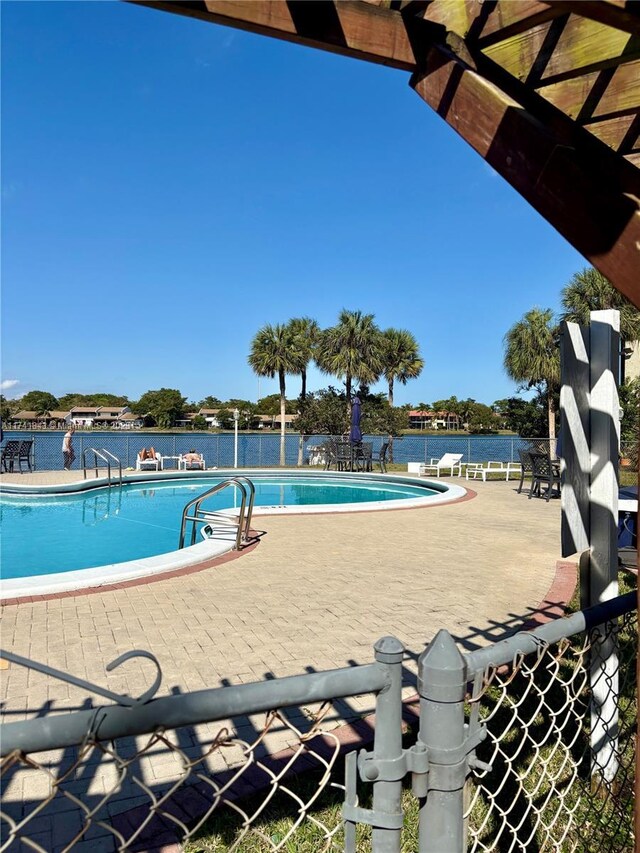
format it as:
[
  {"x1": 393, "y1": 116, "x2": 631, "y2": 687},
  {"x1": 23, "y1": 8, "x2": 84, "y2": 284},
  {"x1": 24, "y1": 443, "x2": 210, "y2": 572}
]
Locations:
[{"x1": 1, "y1": 470, "x2": 469, "y2": 602}]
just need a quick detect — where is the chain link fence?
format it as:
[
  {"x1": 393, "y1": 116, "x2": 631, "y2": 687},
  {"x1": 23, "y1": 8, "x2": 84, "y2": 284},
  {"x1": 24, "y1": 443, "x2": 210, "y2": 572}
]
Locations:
[
  {"x1": 3, "y1": 431, "x2": 555, "y2": 472},
  {"x1": 466, "y1": 604, "x2": 637, "y2": 852},
  {"x1": 1, "y1": 593, "x2": 636, "y2": 851},
  {"x1": 1, "y1": 702, "x2": 348, "y2": 852}
]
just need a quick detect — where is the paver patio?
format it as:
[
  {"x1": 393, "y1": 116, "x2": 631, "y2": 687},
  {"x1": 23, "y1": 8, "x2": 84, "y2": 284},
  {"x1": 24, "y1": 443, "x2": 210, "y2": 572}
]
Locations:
[{"x1": 0, "y1": 471, "x2": 571, "y2": 849}]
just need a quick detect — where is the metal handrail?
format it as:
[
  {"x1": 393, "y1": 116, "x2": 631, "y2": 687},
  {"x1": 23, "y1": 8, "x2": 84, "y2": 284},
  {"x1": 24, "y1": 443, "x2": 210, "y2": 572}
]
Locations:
[
  {"x1": 230, "y1": 475, "x2": 256, "y2": 541},
  {"x1": 99, "y1": 448, "x2": 122, "y2": 487},
  {"x1": 178, "y1": 477, "x2": 254, "y2": 551},
  {"x1": 82, "y1": 447, "x2": 122, "y2": 488}
]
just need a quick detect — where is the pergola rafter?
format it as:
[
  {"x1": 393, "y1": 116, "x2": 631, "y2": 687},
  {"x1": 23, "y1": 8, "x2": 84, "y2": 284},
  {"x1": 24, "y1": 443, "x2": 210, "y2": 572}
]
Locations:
[{"x1": 132, "y1": 0, "x2": 640, "y2": 306}]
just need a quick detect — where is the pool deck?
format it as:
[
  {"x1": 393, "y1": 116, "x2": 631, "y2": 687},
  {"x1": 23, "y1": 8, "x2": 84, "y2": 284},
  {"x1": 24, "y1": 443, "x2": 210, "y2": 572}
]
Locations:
[{"x1": 0, "y1": 469, "x2": 574, "y2": 849}]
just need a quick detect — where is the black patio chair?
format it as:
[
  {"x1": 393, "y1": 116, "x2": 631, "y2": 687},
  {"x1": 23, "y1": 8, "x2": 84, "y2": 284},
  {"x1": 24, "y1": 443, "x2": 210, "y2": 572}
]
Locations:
[
  {"x1": 516, "y1": 449, "x2": 534, "y2": 494},
  {"x1": 1, "y1": 440, "x2": 21, "y2": 473},
  {"x1": 353, "y1": 442, "x2": 373, "y2": 472},
  {"x1": 336, "y1": 441, "x2": 352, "y2": 471},
  {"x1": 528, "y1": 452, "x2": 561, "y2": 501},
  {"x1": 324, "y1": 441, "x2": 339, "y2": 471},
  {"x1": 17, "y1": 440, "x2": 33, "y2": 472},
  {"x1": 378, "y1": 442, "x2": 389, "y2": 473}
]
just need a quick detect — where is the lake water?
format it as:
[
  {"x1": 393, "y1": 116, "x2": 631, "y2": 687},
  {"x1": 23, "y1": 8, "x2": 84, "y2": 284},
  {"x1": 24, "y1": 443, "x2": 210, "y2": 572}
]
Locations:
[{"x1": 2, "y1": 430, "x2": 537, "y2": 471}]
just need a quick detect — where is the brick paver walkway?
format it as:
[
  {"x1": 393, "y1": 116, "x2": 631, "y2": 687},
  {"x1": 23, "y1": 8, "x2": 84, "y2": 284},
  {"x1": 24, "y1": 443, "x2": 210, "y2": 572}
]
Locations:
[{"x1": 0, "y1": 472, "x2": 568, "y2": 850}]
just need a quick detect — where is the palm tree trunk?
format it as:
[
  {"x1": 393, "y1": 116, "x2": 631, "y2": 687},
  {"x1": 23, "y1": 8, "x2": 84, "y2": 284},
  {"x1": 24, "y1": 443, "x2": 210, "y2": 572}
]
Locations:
[
  {"x1": 279, "y1": 370, "x2": 286, "y2": 467},
  {"x1": 345, "y1": 374, "x2": 352, "y2": 433},
  {"x1": 297, "y1": 369, "x2": 307, "y2": 467},
  {"x1": 547, "y1": 386, "x2": 556, "y2": 449},
  {"x1": 388, "y1": 379, "x2": 394, "y2": 463}
]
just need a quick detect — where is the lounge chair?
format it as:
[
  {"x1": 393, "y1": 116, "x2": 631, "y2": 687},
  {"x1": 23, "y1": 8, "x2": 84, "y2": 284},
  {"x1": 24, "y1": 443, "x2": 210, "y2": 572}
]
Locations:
[
  {"x1": 136, "y1": 449, "x2": 163, "y2": 471},
  {"x1": 465, "y1": 460, "x2": 522, "y2": 482},
  {"x1": 178, "y1": 453, "x2": 205, "y2": 470},
  {"x1": 419, "y1": 453, "x2": 463, "y2": 477}
]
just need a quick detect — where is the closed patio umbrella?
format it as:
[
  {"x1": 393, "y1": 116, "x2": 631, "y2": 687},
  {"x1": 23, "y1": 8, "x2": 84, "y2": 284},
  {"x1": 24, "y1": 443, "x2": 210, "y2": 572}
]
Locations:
[{"x1": 350, "y1": 395, "x2": 362, "y2": 443}]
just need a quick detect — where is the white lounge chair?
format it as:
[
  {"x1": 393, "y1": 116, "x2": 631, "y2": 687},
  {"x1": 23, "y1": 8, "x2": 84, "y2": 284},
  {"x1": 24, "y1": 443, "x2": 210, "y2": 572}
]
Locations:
[
  {"x1": 465, "y1": 460, "x2": 522, "y2": 482},
  {"x1": 178, "y1": 453, "x2": 205, "y2": 470},
  {"x1": 136, "y1": 450, "x2": 163, "y2": 471},
  {"x1": 419, "y1": 453, "x2": 463, "y2": 477}
]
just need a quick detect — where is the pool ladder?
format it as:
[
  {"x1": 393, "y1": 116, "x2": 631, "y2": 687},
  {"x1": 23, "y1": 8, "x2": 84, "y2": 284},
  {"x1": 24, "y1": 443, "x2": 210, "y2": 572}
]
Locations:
[
  {"x1": 178, "y1": 477, "x2": 256, "y2": 551},
  {"x1": 82, "y1": 448, "x2": 123, "y2": 488}
]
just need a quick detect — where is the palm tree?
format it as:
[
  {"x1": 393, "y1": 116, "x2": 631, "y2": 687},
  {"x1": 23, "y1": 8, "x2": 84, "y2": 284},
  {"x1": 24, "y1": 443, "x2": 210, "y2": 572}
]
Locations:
[
  {"x1": 248, "y1": 324, "x2": 303, "y2": 466},
  {"x1": 504, "y1": 308, "x2": 560, "y2": 441},
  {"x1": 561, "y1": 267, "x2": 640, "y2": 381},
  {"x1": 381, "y1": 329, "x2": 424, "y2": 408},
  {"x1": 316, "y1": 310, "x2": 384, "y2": 405},
  {"x1": 288, "y1": 317, "x2": 320, "y2": 466},
  {"x1": 381, "y1": 328, "x2": 424, "y2": 460}
]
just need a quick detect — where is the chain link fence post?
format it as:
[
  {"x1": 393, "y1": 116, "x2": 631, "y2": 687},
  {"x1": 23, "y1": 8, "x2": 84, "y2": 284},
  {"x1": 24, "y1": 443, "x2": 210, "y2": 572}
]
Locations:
[
  {"x1": 418, "y1": 629, "x2": 467, "y2": 853},
  {"x1": 372, "y1": 636, "x2": 404, "y2": 853}
]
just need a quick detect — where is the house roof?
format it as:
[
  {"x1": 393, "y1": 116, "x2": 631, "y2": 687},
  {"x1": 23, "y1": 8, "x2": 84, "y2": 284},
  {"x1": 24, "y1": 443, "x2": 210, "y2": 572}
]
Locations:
[{"x1": 409, "y1": 410, "x2": 459, "y2": 418}]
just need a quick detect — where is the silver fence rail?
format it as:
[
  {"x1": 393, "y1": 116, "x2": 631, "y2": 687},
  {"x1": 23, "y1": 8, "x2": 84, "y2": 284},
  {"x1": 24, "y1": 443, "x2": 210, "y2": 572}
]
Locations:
[
  {"x1": 1, "y1": 593, "x2": 636, "y2": 851},
  {"x1": 1, "y1": 431, "x2": 584, "y2": 472}
]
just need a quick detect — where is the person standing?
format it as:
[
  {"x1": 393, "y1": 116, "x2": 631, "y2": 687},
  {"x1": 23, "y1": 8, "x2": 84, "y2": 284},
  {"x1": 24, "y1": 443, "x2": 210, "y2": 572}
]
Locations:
[{"x1": 62, "y1": 426, "x2": 76, "y2": 470}]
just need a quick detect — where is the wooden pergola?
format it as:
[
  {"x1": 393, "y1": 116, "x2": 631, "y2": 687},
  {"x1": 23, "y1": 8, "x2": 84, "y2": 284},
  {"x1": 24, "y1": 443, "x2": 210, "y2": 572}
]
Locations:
[{"x1": 133, "y1": 0, "x2": 640, "y2": 307}]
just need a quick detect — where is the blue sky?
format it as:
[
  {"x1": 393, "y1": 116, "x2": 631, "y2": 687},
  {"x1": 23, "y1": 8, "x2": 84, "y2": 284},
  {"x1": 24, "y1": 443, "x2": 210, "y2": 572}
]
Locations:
[{"x1": 2, "y1": 1, "x2": 586, "y2": 408}]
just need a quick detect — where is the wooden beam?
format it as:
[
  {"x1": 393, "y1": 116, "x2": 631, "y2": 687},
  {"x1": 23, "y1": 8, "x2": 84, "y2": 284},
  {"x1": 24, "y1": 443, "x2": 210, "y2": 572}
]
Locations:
[
  {"x1": 417, "y1": 0, "x2": 565, "y2": 47},
  {"x1": 541, "y1": 59, "x2": 640, "y2": 121},
  {"x1": 543, "y1": 0, "x2": 640, "y2": 37},
  {"x1": 132, "y1": 0, "x2": 423, "y2": 70},
  {"x1": 482, "y1": 15, "x2": 640, "y2": 87},
  {"x1": 584, "y1": 114, "x2": 638, "y2": 150},
  {"x1": 411, "y1": 45, "x2": 640, "y2": 306}
]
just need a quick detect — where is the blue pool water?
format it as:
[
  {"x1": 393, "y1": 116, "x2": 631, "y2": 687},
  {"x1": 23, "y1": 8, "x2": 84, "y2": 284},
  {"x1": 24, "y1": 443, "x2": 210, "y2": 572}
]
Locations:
[{"x1": 1, "y1": 476, "x2": 438, "y2": 579}]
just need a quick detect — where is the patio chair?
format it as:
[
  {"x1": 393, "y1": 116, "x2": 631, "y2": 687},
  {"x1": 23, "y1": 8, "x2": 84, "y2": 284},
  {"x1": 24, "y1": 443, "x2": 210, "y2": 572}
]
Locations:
[
  {"x1": 516, "y1": 449, "x2": 534, "y2": 493},
  {"x1": 353, "y1": 442, "x2": 373, "y2": 472},
  {"x1": 17, "y1": 440, "x2": 33, "y2": 472},
  {"x1": 377, "y1": 442, "x2": 389, "y2": 473},
  {"x1": 136, "y1": 448, "x2": 163, "y2": 471},
  {"x1": 1, "y1": 440, "x2": 21, "y2": 473},
  {"x1": 335, "y1": 441, "x2": 352, "y2": 471},
  {"x1": 419, "y1": 453, "x2": 463, "y2": 477},
  {"x1": 324, "y1": 441, "x2": 338, "y2": 471},
  {"x1": 528, "y1": 452, "x2": 561, "y2": 501}
]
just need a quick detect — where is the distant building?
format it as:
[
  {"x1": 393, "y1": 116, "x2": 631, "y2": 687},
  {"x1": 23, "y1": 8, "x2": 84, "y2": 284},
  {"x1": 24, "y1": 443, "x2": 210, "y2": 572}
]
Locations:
[
  {"x1": 408, "y1": 410, "x2": 462, "y2": 430},
  {"x1": 175, "y1": 409, "x2": 222, "y2": 428},
  {"x1": 69, "y1": 406, "x2": 131, "y2": 427},
  {"x1": 115, "y1": 412, "x2": 144, "y2": 429},
  {"x1": 199, "y1": 409, "x2": 222, "y2": 428},
  {"x1": 9, "y1": 410, "x2": 70, "y2": 429}
]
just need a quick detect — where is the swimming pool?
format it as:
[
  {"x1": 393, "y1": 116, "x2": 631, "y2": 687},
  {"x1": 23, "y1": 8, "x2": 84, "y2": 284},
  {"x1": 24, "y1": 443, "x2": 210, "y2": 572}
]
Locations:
[{"x1": 1, "y1": 471, "x2": 466, "y2": 598}]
